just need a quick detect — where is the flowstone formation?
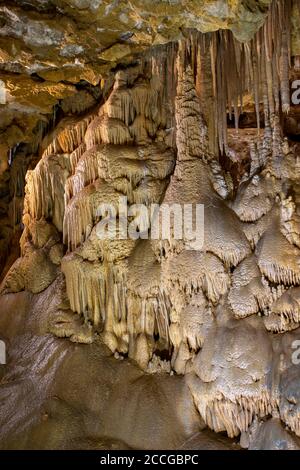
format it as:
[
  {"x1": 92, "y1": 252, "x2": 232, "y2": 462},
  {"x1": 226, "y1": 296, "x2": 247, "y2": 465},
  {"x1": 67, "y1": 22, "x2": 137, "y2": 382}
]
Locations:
[{"x1": 1, "y1": 0, "x2": 300, "y2": 451}]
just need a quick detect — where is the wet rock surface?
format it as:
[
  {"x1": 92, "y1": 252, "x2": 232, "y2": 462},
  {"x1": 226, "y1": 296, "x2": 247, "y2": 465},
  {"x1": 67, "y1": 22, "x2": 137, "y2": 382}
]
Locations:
[{"x1": 1, "y1": 0, "x2": 300, "y2": 451}]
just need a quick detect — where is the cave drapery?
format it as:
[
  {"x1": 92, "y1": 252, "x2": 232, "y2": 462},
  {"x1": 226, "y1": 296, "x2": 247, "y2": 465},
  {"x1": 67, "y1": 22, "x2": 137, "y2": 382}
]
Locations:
[{"x1": 1, "y1": 0, "x2": 300, "y2": 450}]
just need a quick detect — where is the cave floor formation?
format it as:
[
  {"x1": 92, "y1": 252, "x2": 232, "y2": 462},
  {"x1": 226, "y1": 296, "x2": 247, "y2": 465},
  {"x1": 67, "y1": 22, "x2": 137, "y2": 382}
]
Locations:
[
  {"x1": 1, "y1": 0, "x2": 300, "y2": 451},
  {"x1": 0, "y1": 283, "x2": 239, "y2": 450}
]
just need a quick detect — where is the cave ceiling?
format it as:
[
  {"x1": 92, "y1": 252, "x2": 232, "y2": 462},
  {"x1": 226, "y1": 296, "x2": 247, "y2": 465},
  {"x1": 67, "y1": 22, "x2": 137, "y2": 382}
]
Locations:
[{"x1": 0, "y1": 0, "x2": 273, "y2": 157}]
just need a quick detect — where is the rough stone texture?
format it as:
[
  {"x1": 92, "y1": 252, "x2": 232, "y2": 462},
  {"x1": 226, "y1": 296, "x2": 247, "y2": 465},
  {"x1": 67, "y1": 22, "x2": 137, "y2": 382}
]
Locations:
[
  {"x1": 0, "y1": 0, "x2": 271, "y2": 153},
  {"x1": 1, "y1": 0, "x2": 300, "y2": 451},
  {"x1": 0, "y1": 278, "x2": 239, "y2": 450}
]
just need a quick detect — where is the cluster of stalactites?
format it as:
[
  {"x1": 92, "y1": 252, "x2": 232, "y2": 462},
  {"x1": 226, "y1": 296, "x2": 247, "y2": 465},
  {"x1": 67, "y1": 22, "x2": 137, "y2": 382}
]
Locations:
[
  {"x1": 84, "y1": 46, "x2": 178, "y2": 151},
  {"x1": 178, "y1": 0, "x2": 294, "y2": 155},
  {"x1": 199, "y1": 393, "x2": 276, "y2": 438}
]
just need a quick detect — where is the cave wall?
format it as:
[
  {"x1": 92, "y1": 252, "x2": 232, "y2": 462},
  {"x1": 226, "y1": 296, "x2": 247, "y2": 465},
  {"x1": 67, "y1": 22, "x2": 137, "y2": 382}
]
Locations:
[{"x1": 1, "y1": 0, "x2": 300, "y2": 450}]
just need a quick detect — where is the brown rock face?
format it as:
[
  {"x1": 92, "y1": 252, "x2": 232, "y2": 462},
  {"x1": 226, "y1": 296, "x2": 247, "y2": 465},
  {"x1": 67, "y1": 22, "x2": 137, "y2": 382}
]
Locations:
[
  {"x1": 1, "y1": 0, "x2": 300, "y2": 451},
  {"x1": 0, "y1": 0, "x2": 271, "y2": 151}
]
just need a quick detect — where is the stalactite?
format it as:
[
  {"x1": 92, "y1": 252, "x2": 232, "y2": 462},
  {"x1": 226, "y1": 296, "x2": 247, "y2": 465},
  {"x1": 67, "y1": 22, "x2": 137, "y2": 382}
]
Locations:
[
  {"x1": 64, "y1": 147, "x2": 106, "y2": 206},
  {"x1": 64, "y1": 143, "x2": 174, "y2": 207},
  {"x1": 229, "y1": 255, "x2": 272, "y2": 319},
  {"x1": 25, "y1": 154, "x2": 70, "y2": 232},
  {"x1": 281, "y1": 409, "x2": 300, "y2": 438},
  {"x1": 85, "y1": 116, "x2": 133, "y2": 149},
  {"x1": 63, "y1": 189, "x2": 93, "y2": 251},
  {"x1": 280, "y1": 197, "x2": 300, "y2": 248},
  {"x1": 163, "y1": 251, "x2": 230, "y2": 305},
  {"x1": 43, "y1": 116, "x2": 93, "y2": 157},
  {"x1": 8, "y1": 153, "x2": 27, "y2": 228},
  {"x1": 34, "y1": 0, "x2": 296, "y2": 219},
  {"x1": 197, "y1": 393, "x2": 276, "y2": 438},
  {"x1": 61, "y1": 253, "x2": 107, "y2": 327},
  {"x1": 280, "y1": 31, "x2": 290, "y2": 114},
  {"x1": 256, "y1": 216, "x2": 300, "y2": 288},
  {"x1": 208, "y1": 159, "x2": 230, "y2": 199},
  {"x1": 103, "y1": 87, "x2": 135, "y2": 126},
  {"x1": 129, "y1": 115, "x2": 156, "y2": 144},
  {"x1": 69, "y1": 143, "x2": 86, "y2": 174},
  {"x1": 177, "y1": 0, "x2": 293, "y2": 155},
  {"x1": 232, "y1": 175, "x2": 279, "y2": 223},
  {"x1": 7, "y1": 2, "x2": 300, "y2": 445}
]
